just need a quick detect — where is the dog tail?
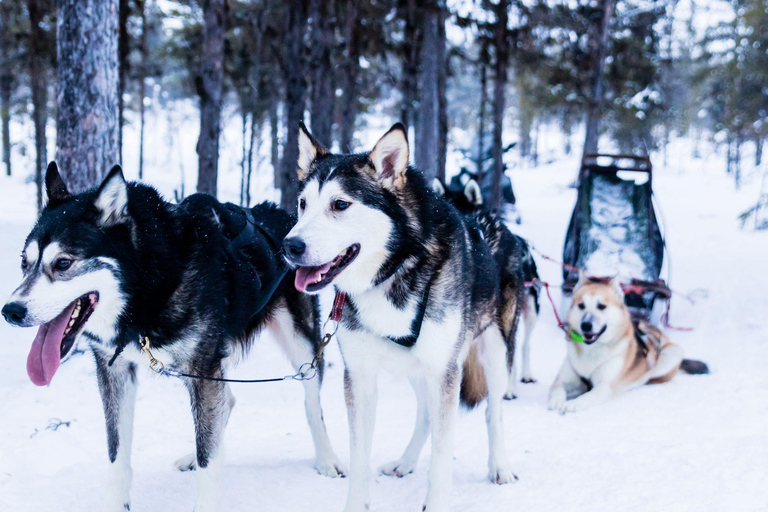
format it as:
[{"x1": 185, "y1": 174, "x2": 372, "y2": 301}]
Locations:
[
  {"x1": 460, "y1": 345, "x2": 488, "y2": 409},
  {"x1": 679, "y1": 359, "x2": 709, "y2": 375}
]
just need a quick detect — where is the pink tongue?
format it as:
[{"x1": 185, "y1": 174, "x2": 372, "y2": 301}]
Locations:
[
  {"x1": 295, "y1": 262, "x2": 333, "y2": 292},
  {"x1": 26, "y1": 301, "x2": 77, "y2": 386}
]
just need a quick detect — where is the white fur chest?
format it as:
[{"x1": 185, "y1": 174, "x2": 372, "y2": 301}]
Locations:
[{"x1": 567, "y1": 340, "x2": 625, "y2": 383}]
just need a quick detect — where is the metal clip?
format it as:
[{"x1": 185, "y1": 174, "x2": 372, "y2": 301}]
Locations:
[{"x1": 139, "y1": 336, "x2": 165, "y2": 374}]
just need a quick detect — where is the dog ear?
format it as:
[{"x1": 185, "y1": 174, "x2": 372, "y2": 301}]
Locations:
[
  {"x1": 45, "y1": 162, "x2": 71, "y2": 206},
  {"x1": 610, "y1": 275, "x2": 626, "y2": 297},
  {"x1": 369, "y1": 123, "x2": 409, "y2": 188},
  {"x1": 297, "y1": 122, "x2": 328, "y2": 181},
  {"x1": 464, "y1": 179, "x2": 483, "y2": 206},
  {"x1": 432, "y1": 178, "x2": 446, "y2": 197},
  {"x1": 94, "y1": 165, "x2": 130, "y2": 227},
  {"x1": 575, "y1": 271, "x2": 589, "y2": 289}
]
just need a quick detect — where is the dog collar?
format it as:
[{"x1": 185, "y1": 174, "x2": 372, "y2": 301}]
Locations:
[{"x1": 569, "y1": 329, "x2": 585, "y2": 343}]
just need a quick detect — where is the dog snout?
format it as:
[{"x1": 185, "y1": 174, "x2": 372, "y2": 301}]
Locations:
[
  {"x1": 283, "y1": 237, "x2": 307, "y2": 259},
  {"x1": 580, "y1": 321, "x2": 593, "y2": 333},
  {"x1": 2, "y1": 302, "x2": 28, "y2": 326}
]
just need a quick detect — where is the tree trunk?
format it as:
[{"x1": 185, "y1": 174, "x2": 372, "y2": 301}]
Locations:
[
  {"x1": 755, "y1": 135, "x2": 763, "y2": 167},
  {"x1": 280, "y1": 0, "x2": 307, "y2": 213},
  {"x1": 581, "y1": 0, "x2": 613, "y2": 168},
  {"x1": 118, "y1": 0, "x2": 129, "y2": 165},
  {"x1": 436, "y1": 1, "x2": 447, "y2": 183},
  {"x1": 56, "y1": 0, "x2": 120, "y2": 191},
  {"x1": 29, "y1": 0, "x2": 48, "y2": 211},
  {"x1": 476, "y1": 43, "x2": 488, "y2": 180},
  {"x1": 271, "y1": 99, "x2": 280, "y2": 189},
  {"x1": 400, "y1": 0, "x2": 418, "y2": 130},
  {"x1": 0, "y1": 73, "x2": 11, "y2": 178},
  {"x1": 0, "y1": 1, "x2": 13, "y2": 178},
  {"x1": 138, "y1": 0, "x2": 148, "y2": 180},
  {"x1": 490, "y1": 0, "x2": 508, "y2": 212},
  {"x1": 196, "y1": 0, "x2": 224, "y2": 197},
  {"x1": 339, "y1": 0, "x2": 359, "y2": 153},
  {"x1": 415, "y1": 0, "x2": 442, "y2": 182},
  {"x1": 309, "y1": 0, "x2": 334, "y2": 147}
]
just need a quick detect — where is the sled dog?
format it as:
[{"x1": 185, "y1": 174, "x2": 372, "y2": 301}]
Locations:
[
  {"x1": 283, "y1": 124, "x2": 517, "y2": 512},
  {"x1": 2, "y1": 163, "x2": 344, "y2": 512},
  {"x1": 433, "y1": 177, "x2": 541, "y2": 394},
  {"x1": 549, "y1": 274, "x2": 709, "y2": 414}
]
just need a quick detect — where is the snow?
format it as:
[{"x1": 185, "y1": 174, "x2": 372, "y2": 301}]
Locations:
[{"x1": 1, "y1": 129, "x2": 767, "y2": 512}]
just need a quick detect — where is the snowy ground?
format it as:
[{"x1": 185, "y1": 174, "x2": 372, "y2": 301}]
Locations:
[{"x1": 0, "y1": 134, "x2": 767, "y2": 512}]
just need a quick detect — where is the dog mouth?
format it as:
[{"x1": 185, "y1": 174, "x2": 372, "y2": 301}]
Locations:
[
  {"x1": 294, "y1": 244, "x2": 360, "y2": 293},
  {"x1": 582, "y1": 326, "x2": 607, "y2": 345},
  {"x1": 26, "y1": 292, "x2": 99, "y2": 386}
]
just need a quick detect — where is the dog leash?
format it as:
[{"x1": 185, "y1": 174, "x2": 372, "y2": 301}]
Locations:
[{"x1": 137, "y1": 320, "x2": 335, "y2": 383}]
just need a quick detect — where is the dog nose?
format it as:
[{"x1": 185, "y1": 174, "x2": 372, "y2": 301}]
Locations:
[
  {"x1": 580, "y1": 321, "x2": 593, "y2": 333},
  {"x1": 2, "y1": 302, "x2": 27, "y2": 325},
  {"x1": 283, "y1": 237, "x2": 306, "y2": 257}
]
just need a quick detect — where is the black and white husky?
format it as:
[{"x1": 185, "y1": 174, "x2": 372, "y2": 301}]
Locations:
[
  {"x1": 1, "y1": 163, "x2": 344, "y2": 512},
  {"x1": 432, "y1": 177, "x2": 541, "y2": 393},
  {"x1": 284, "y1": 124, "x2": 518, "y2": 512}
]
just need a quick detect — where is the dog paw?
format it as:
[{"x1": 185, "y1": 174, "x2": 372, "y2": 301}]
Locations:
[
  {"x1": 521, "y1": 376, "x2": 537, "y2": 384},
  {"x1": 503, "y1": 392, "x2": 518, "y2": 400},
  {"x1": 315, "y1": 456, "x2": 347, "y2": 478},
  {"x1": 102, "y1": 498, "x2": 131, "y2": 512},
  {"x1": 558, "y1": 400, "x2": 588, "y2": 414},
  {"x1": 174, "y1": 452, "x2": 197, "y2": 472},
  {"x1": 548, "y1": 388, "x2": 566, "y2": 411},
  {"x1": 489, "y1": 464, "x2": 519, "y2": 485},
  {"x1": 379, "y1": 458, "x2": 417, "y2": 478}
]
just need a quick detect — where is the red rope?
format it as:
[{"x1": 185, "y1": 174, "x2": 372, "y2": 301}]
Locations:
[{"x1": 542, "y1": 281, "x2": 566, "y2": 330}]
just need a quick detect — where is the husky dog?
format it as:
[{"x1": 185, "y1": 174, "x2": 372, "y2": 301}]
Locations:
[
  {"x1": 432, "y1": 177, "x2": 540, "y2": 395},
  {"x1": 284, "y1": 124, "x2": 517, "y2": 512},
  {"x1": 1, "y1": 163, "x2": 344, "y2": 512},
  {"x1": 549, "y1": 275, "x2": 709, "y2": 414}
]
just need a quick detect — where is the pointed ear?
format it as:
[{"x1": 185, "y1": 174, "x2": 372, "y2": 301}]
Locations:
[
  {"x1": 369, "y1": 123, "x2": 409, "y2": 188},
  {"x1": 575, "y1": 271, "x2": 589, "y2": 289},
  {"x1": 610, "y1": 275, "x2": 626, "y2": 297},
  {"x1": 94, "y1": 165, "x2": 130, "y2": 227},
  {"x1": 464, "y1": 179, "x2": 483, "y2": 206},
  {"x1": 45, "y1": 162, "x2": 71, "y2": 206},
  {"x1": 432, "y1": 178, "x2": 446, "y2": 197},
  {"x1": 297, "y1": 122, "x2": 328, "y2": 181}
]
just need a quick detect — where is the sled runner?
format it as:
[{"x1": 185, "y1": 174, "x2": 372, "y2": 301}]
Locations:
[{"x1": 562, "y1": 154, "x2": 670, "y2": 322}]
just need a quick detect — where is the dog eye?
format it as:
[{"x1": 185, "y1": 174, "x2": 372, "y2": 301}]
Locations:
[
  {"x1": 54, "y1": 258, "x2": 72, "y2": 271},
  {"x1": 597, "y1": 303, "x2": 606, "y2": 311},
  {"x1": 20, "y1": 257, "x2": 28, "y2": 272},
  {"x1": 578, "y1": 303, "x2": 585, "y2": 310},
  {"x1": 333, "y1": 199, "x2": 350, "y2": 211},
  {"x1": 299, "y1": 197, "x2": 306, "y2": 211}
]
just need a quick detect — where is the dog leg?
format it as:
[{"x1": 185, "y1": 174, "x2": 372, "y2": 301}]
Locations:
[
  {"x1": 379, "y1": 376, "x2": 429, "y2": 478},
  {"x1": 548, "y1": 360, "x2": 583, "y2": 412},
  {"x1": 558, "y1": 384, "x2": 613, "y2": 413},
  {"x1": 421, "y1": 364, "x2": 461, "y2": 512},
  {"x1": 520, "y1": 293, "x2": 538, "y2": 384},
  {"x1": 188, "y1": 375, "x2": 230, "y2": 512},
  {"x1": 342, "y1": 367, "x2": 378, "y2": 512},
  {"x1": 94, "y1": 351, "x2": 137, "y2": 512},
  {"x1": 478, "y1": 328, "x2": 517, "y2": 485},
  {"x1": 175, "y1": 385, "x2": 235, "y2": 473},
  {"x1": 271, "y1": 307, "x2": 345, "y2": 477},
  {"x1": 647, "y1": 343, "x2": 683, "y2": 383}
]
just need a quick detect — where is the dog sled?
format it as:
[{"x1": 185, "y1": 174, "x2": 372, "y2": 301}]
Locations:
[{"x1": 562, "y1": 153, "x2": 671, "y2": 322}]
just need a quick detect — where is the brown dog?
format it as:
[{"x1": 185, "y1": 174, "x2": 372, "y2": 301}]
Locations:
[{"x1": 548, "y1": 275, "x2": 708, "y2": 413}]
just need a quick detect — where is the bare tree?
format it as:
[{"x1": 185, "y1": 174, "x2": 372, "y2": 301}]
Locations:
[
  {"x1": 414, "y1": 0, "x2": 444, "y2": 182},
  {"x1": 581, "y1": 0, "x2": 613, "y2": 163},
  {"x1": 0, "y1": 1, "x2": 16, "y2": 177},
  {"x1": 339, "y1": 0, "x2": 359, "y2": 153},
  {"x1": 118, "y1": 0, "x2": 130, "y2": 165},
  {"x1": 280, "y1": 0, "x2": 308, "y2": 213},
  {"x1": 196, "y1": 0, "x2": 225, "y2": 196},
  {"x1": 490, "y1": 0, "x2": 509, "y2": 211},
  {"x1": 28, "y1": 0, "x2": 49, "y2": 210},
  {"x1": 138, "y1": 0, "x2": 149, "y2": 180},
  {"x1": 57, "y1": 0, "x2": 120, "y2": 191},
  {"x1": 309, "y1": 0, "x2": 335, "y2": 146}
]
